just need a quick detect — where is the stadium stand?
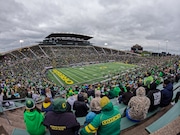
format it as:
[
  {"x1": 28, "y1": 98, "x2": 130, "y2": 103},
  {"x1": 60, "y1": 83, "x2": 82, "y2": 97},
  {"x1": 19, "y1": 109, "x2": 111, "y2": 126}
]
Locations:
[
  {"x1": 145, "y1": 100, "x2": 180, "y2": 134},
  {"x1": 0, "y1": 33, "x2": 180, "y2": 134}
]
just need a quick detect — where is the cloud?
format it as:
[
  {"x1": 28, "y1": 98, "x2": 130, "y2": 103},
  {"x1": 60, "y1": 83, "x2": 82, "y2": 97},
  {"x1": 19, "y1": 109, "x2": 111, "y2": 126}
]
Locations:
[{"x1": 0, "y1": 0, "x2": 180, "y2": 54}]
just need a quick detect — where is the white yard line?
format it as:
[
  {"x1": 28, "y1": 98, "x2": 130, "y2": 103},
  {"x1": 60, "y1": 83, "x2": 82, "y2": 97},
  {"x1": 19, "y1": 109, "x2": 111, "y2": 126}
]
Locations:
[
  {"x1": 63, "y1": 69, "x2": 83, "y2": 82},
  {"x1": 50, "y1": 70, "x2": 64, "y2": 86}
]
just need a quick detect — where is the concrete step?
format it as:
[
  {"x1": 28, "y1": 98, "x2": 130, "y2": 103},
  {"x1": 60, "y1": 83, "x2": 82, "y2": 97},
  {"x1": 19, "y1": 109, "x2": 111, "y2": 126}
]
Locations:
[
  {"x1": 6, "y1": 111, "x2": 24, "y2": 120},
  {"x1": 0, "y1": 125, "x2": 9, "y2": 135},
  {"x1": 1, "y1": 110, "x2": 26, "y2": 129},
  {"x1": 10, "y1": 119, "x2": 26, "y2": 129},
  {"x1": 7, "y1": 107, "x2": 25, "y2": 114},
  {"x1": 0, "y1": 117, "x2": 15, "y2": 135},
  {"x1": 0, "y1": 104, "x2": 44, "y2": 134}
]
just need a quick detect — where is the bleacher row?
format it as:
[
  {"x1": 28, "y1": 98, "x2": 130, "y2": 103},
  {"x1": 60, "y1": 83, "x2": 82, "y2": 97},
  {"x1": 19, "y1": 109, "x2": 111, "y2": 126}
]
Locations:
[
  {"x1": 2, "y1": 81, "x2": 179, "y2": 135},
  {"x1": 0, "y1": 96, "x2": 45, "y2": 113}
]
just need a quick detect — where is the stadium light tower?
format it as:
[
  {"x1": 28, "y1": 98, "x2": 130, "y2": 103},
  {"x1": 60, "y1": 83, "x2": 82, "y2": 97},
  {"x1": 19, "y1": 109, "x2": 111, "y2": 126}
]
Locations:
[
  {"x1": 104, "y1": 43, "x2": 108, "y2": 46},
  {"x1": 158, "y1": 42, "x2": 160, "y2": 55},
  {"x1": 166, "y1": 40, "x2": 168, "y2": 54},
  {"x1": 19, "y1": 40, "x2": 24, "y2": 48}
]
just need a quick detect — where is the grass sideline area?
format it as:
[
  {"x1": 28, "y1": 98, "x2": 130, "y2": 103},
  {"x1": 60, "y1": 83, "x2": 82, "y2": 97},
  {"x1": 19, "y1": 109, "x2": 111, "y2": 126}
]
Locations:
[{"x1": 47, "y1": 62, "x2": 137, "y2": 86}]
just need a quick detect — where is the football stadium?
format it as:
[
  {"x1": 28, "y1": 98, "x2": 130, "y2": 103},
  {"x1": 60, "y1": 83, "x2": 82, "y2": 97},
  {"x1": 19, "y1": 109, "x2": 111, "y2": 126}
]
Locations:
[{"x1": 0, "y1": 33, "x2": 180, "y2": 135}]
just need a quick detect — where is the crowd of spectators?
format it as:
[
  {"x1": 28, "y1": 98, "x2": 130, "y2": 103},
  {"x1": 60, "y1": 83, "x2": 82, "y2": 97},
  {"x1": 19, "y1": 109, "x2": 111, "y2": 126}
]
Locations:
[{"x1": 0, "y1": 45, "x2": 180, "y2": 134}]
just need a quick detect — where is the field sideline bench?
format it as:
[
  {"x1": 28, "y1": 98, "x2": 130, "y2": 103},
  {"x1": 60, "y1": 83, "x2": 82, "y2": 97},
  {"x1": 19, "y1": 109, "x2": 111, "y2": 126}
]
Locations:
[{"x1": 145, "y1": 100, "x2": 180, "y2": 133}]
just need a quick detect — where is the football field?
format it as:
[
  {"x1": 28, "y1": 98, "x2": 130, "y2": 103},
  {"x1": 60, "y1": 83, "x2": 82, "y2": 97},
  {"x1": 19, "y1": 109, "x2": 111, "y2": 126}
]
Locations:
[{"x1": 47, "y1": 62, "x2": 137, "y2": 86}]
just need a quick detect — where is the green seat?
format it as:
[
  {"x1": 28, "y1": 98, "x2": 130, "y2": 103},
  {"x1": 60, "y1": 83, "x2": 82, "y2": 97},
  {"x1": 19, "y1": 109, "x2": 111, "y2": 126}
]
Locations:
[
  {"x1": 3, "y1": 96, "x2": 45, "y2": 112},
  {"x1": 145, "y1": 100, "x2": 180, "y2": 133},
  {"x1": 110, "y1": 98, "x2": 127, "y2": 110},
  {"x1": 110, "y1": 98, "x2": 118, "y2": 105},
  {"x1": 173, "y1": 87, "x2": 180, "y2": 99},
  {"x1": 173, "y1": 81, "x2": 180, "y2": 90},
  {"x1": 121, "y1": 107, "x2": 160, "y2": 130},
  {"x1": 3, "y1": 101, "x2": 25, "y2": 112},
  {"x1": 11, "y1": 128, "x2": 50, "y2": 135},
  {"x1": 156, "y1": 84, "x2": 163, "y2": 90},
  {"x1": 121, "y1": 117, "x2": 138, "y2": 130},
  {"x1": 77, "y1": 116, "x2": 86, "y2": 126},
  {"x1": 36, "y1": 96, "x2": 45, "y2": 104},
  {"x1": 0, "y1": 106, "x2": 3, "y2": 113},
  {"x1": 11, "y1": 128, "x2": 29, "y2": 135},
  {"x1": 110, "y1": 98, "x2": 127, "y2": 115}
]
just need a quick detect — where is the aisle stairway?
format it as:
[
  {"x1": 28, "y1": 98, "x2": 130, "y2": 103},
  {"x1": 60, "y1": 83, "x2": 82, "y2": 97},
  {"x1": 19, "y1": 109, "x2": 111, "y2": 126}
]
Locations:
[
  {"x1": 0, "y1": 104, "x2": 43, "y2": 135},
  {"x1": 0, "y1": 107, "x2": 26, "y2": 135}
]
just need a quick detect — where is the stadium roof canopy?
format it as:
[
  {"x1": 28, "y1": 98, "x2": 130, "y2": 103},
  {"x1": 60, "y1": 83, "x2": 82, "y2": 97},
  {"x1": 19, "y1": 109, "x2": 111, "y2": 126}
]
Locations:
[{"x1": 46, "y1": 32, "x2": 93, "y2": 40}]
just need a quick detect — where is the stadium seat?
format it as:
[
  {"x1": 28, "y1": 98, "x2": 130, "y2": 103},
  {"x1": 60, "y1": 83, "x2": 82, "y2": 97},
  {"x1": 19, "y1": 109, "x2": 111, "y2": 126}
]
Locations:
[
  {"x1": 3, "y1": 101, "x2": 25, "y2": 112},
  {"x1": 173, "y1": 81, "x2": 180, "y2": 90},
  {"x1": 11, "y1": 128, "x2": 50, "y2": 135},
  {"x1": 121, "y1": 107, "x2": 160, "y2": 130},
  {"x1": 156, "y1": 84, "x2": 163, "y2": 90},
  {"x1": 0, "y1": 105, "x2": 3, "y2": 113},
  {"x1": 2, "y1": 96, "x2": 45, "y2": 112},
  {"x1": 173, "y1": 87, "x2": 180, "y2": 99},
  {"x1": 145, "y1": 100, "x2": 180, "y2": 133},
  {"x1": 76, "y1": 116, "x2": 86, "y2": 126},
  {"x1": 110, "y1": 98, "x2": 127, "y2": 111}
]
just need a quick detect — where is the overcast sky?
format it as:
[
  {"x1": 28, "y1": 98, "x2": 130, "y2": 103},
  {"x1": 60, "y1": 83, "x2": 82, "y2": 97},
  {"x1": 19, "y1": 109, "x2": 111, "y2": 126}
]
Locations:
[{"x1": 0, "y1": 0, "x2": 180, "y2": 54}]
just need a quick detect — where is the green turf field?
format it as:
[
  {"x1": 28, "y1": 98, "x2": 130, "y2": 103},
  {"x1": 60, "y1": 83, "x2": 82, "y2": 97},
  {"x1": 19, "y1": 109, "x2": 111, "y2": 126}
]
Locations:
[{"x1": 47, "y1": 62, "x2": 137, "y2": 86}]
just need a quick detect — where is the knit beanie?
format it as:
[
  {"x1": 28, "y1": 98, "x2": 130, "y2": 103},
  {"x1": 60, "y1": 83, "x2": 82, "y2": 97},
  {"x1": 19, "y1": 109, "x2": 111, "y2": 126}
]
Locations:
[{"x1": 100, "y1": 96, "x2": 110, "y2": 108}]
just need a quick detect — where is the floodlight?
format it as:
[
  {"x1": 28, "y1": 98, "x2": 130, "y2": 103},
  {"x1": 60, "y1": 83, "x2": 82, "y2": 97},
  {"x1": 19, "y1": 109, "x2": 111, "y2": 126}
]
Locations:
[{"x1": 19, "y1": 40, "x2": 24, "y2": 43}]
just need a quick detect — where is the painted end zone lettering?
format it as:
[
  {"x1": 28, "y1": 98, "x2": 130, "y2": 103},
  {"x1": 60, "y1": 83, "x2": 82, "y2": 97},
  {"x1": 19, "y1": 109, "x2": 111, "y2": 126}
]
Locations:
[{"x1": 52, "y1": 69, "x2": 74, "y2": 85}]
